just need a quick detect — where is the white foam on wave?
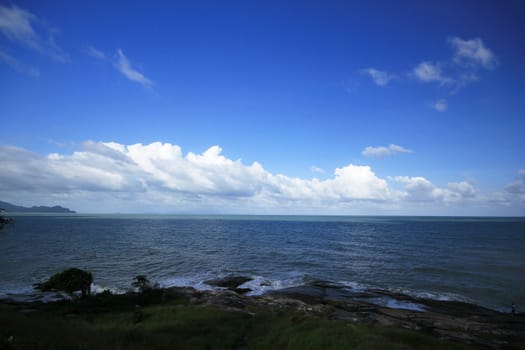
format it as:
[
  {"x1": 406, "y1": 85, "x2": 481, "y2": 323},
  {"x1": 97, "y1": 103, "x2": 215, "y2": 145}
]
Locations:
[
  {"x1": 159, "y1": 275, "x2": 216, "y2": 291},
  {"x1": 337, "y1": 280, "x2": 368, "y2": 292},
  {"x1": 365, "y1": 297, "x2": 427, "y2": 312},
  {"x1": 239, "y1": 275, "x2": 306, "y2": 296},
  {"x1": 388, "y1": 287, "x2": 473, "y2": 303},
  {"x1": 158, "y1": 271, "x2": 307, "y2": 296},
  {"x1": 91, "y1": 283, "x2": 125, "y2": 295}
]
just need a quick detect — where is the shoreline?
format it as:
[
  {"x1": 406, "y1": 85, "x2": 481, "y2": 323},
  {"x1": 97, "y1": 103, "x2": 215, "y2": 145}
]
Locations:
[
  {"x1": 1, "y1": 275, "x2": 517, "y2": 314},
  {"x1": 0, "y1": 275, "x2": 519, "y2": 313},
  {"x1": 1, "y1": 280, "x2": 524, "y2": 349}
]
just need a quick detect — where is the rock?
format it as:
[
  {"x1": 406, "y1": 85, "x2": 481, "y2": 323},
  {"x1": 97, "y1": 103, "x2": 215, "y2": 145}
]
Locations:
[
  {"x1": 233, "y1": 288, "x2": 252, "y2": 295},
  {"x1": 206, "y1": 290, "x2": 253, "y2": 309},
  {"x1": 204, "y1": 276, "x2": 252, "y2": 290}
]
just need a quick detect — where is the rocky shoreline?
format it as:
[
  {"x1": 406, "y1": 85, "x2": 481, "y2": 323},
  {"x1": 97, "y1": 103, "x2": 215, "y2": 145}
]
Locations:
[
  {"x1": 2, "y1": 276, "x2": 524, "y2": 349},
  {"x1": 187, "y1": 276, "x2": 525, "y2": 349}
]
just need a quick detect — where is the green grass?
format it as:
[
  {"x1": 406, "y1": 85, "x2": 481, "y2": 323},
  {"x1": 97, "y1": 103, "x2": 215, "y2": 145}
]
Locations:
[{"x1": 0, "y1": 291, "x2": 484, "y2": 350}]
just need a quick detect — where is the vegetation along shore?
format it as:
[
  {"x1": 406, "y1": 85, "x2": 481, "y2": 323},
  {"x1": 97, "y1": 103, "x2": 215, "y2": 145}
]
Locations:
[{"x1": 0, "y1": 269, "x2": 524, "y2": 349}]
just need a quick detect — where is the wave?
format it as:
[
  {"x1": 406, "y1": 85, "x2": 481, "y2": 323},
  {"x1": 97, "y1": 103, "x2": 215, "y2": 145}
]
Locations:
[{"x1": 0, "y1": 272, "x2": 495, "y2": 312}]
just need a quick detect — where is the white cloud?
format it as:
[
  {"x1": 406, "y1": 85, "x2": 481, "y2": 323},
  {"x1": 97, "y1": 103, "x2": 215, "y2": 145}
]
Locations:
[
  {"x1": 1, "y1": 142, "x2": 520, "y2": 214},
  {"x1": 85, "y1": 46, "x2": 106, "y2": 60},
  {"x1": 506, "y1": 169, "x2": 525, "y2": 195},
  {"x1": 310, "y1": 166, "x2": 325, "y2": 174},
  {"x1": 0, "y1": 4, "x2": 67, "y2": 62},
  {"x1": 0, "y1": 142, "x2": 398, "y2": 212},
  {"x1": 0, "y1": 49, "x2": 39, "y2": 76},
  {"x1": 361, "y1": 68, "x2": 394, "y2": 86},
  {"x1": 85, "y1": 47, "x2": 154, "y2": 89},
  {"x1": 447, "y1": 181, "x2": 476, "y2": 198},
  {"x1": 362, "y1": 144, "x2": 412, "y2": 158},
  {"x1": 450, "y1": 72, "x2": 480, "y2": 94},
  {"x1": 395, "y1": 177, "x2": 476, "y2": 203},
  {"x1": 407, "y1": 37, "x2": 497, "y2": 97},
  {"x1": 433, "y1": 99, "x2": 447, "y2": 112},
  {"x1": 412, "y1": 61, "x2": 452, "y2": 86},
  {"x1": 449, "y1": 37, "x2": 496, "y2": 69},
  {"x1": 114, "y1": 49, "x2": 153, "y2": 89}
]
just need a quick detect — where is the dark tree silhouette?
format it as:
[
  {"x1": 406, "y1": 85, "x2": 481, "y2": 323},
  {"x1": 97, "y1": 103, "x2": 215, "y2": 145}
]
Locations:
[
  {"x1": 132, "y1": 275, "x2": 153, "y2": 292},
  {"x1": 0, "y1": 209, "x2": 13, "y2": 230},
  {"x1": 34, "y1": 268, "x2": 93, "y2": 297}
]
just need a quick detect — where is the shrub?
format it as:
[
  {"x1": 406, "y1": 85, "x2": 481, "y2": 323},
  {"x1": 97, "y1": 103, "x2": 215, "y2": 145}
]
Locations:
[
  {"x1": 34, "y1": 268, "x2": 93, "y2": 297},
  {"x1": 132, "y1": 275, "x2": 153, "y2": 293}
]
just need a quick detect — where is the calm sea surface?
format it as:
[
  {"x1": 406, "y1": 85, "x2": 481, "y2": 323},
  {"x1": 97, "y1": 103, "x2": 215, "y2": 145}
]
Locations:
[{"x1": 1, "y1": 214, "x2": 524, "y2": 311}]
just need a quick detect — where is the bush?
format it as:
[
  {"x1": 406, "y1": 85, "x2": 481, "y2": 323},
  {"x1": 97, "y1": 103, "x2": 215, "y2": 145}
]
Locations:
[
  {"x1": 34, "y1": 268, "x2": 93, "y2": 297},
  {"x1": 132, "y1": 275, "x2": 153, "y2": 293}
]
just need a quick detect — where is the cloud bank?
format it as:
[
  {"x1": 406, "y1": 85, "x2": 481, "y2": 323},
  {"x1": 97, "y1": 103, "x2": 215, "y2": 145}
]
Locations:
[{"x1": 2, "y1": 141, "x2": 515, "y2": 215}]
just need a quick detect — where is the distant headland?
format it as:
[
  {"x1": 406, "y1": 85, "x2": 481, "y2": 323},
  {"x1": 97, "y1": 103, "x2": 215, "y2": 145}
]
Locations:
[{"x1": 0, "y1": 200, "x2": 76, "y2": 213}]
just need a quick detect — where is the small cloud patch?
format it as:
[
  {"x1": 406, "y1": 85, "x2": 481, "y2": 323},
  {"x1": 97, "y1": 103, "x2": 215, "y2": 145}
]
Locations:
[
  {"x1": 449, "y1": 37, "x2": 497, "y2": 69},
  {"x1": 362, "y1": 144, "x2": 412, "y2": 158},
  {"x1": 433, "y1": 99, "x2": 448, "y2": 112},
  {"x1": 361, "y1": 68, "x2": 395, "y2": 86},
  {"x1": 311, "y1": 166, "x2": 325, "y2": 174},
  {"x1": 114, "y1": 49, "x2": 153, "y2": 89}
]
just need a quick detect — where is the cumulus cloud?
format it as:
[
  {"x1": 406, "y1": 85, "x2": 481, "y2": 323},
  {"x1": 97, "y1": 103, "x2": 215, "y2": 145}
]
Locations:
[
  {"x1": 0, "y1": 142, "x2": 397, "y2": 205},
  {"x1": 395, "y1": 177, "x2": 476, "y2": 203},
  {"x1": 362, "y1": 144, "x2": 412, "y2": 158},
  {"x1": 3, "y1": 142, "x2": 519, "y2": 214},
  {"x1": 0, "y1": 4, "x2": 67, "y2": 62},
  {"x1": 0, "y1": 142, "x2": 406, "y2": 214},
  {"x1": 433, "y1": 99, "x2": 447, "y2": 111},
  {"x1": 361, "y1": 68, "x2": 395, "y2": 86},
  {"x1": 506, "y1": 169, "x2": 525, "y2": 195},
  {"x1": 114, "y1": 49, "x2": 153, "y2": 89},
  {"x1": 449, "y1": 37, "x2": 496, "y2": 69}
]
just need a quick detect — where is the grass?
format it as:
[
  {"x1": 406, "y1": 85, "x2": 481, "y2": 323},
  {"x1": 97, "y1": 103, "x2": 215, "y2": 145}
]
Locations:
[{"x1": 0, "y1": 290, "x2": 486, "y2": 350}]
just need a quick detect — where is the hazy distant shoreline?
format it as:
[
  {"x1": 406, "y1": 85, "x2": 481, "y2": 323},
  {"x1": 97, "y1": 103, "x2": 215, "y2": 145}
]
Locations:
[{"x1": 0, "y1": 200, "x2": 75, "y2": 214}]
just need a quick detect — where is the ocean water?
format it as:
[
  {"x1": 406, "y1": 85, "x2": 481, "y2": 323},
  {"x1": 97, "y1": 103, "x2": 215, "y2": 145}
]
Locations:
[{"x1": 0, "y1": 214, "x2": 524, "y2": 312}]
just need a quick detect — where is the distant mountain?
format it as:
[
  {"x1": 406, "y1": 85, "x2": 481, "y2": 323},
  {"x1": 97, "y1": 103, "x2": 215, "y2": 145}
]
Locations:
[{"x1": 0, "y1": 201, "x2": 76, "y2": 213}]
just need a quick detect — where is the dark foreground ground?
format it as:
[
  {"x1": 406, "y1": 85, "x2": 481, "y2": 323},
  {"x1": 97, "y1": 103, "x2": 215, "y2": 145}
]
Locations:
[{"x1": 1, "y1": 282, "x2": 524, "y2": 350}]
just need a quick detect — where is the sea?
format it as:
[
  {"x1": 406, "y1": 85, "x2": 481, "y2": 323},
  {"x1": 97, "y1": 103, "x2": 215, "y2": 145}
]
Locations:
[{"x1": 1, "y1": 214, "x2": 524, "y2": 312}]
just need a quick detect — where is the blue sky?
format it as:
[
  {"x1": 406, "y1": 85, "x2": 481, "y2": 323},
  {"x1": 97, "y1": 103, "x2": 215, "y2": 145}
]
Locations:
[{"x1": 1, "y1": 1, "x2": 524, "y2": 215}]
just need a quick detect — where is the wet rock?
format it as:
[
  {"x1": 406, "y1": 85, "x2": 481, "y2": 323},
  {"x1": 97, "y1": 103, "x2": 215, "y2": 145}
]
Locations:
[
  {"x1": 233, "y1": 288, "x2": 252, "y2": 294},
  {"x1": 204, "y1": 276, "x2": 252, "y2": 290},
  {"x1": 206, "y1": 290, "x2": 253, "y2": 309}
]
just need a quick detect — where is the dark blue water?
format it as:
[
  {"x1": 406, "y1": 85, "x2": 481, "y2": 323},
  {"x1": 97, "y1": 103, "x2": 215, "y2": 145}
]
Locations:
[{"x1": 1, "y1": 214, "x2": 524, "y2": 311}]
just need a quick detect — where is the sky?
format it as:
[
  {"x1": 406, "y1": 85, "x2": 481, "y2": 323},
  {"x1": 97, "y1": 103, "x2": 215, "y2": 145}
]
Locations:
[{"x1": 1, "y1": 0, "x2": 524, "y2": 215}]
